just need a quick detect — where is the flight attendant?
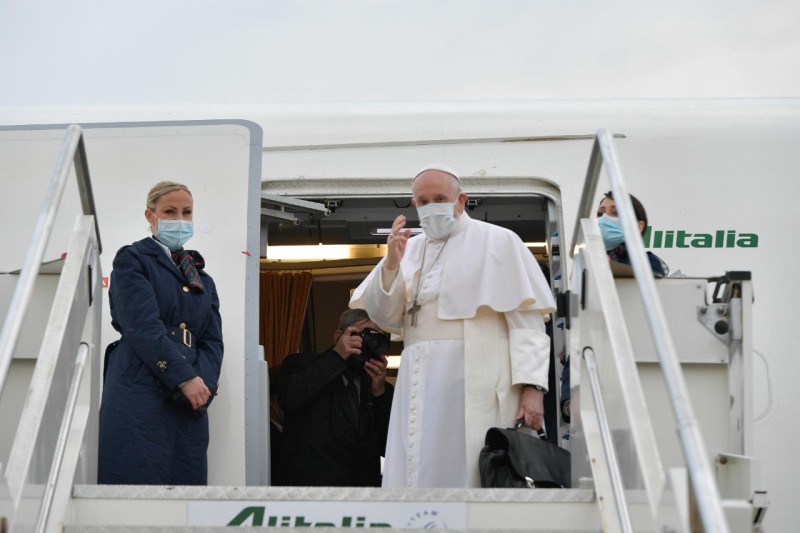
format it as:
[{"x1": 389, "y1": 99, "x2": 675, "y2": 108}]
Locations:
[{"x1": 99, "y1": 181, "x2": 223, "y2": 485}]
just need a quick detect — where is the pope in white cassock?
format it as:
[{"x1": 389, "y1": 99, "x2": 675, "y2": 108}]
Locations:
[{"x1": 350, "y1": 164, "x2": 556, "y2": 488}]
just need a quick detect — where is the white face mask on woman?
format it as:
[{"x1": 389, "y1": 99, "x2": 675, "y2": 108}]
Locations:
[
  {"x1": 597, "y1": 214, "x2": 624, "y2": 250},
  {"x1": 155, "y1": 218, "x2": 194, "y2": 251},
  {"x1": 417, "y1": 202, "x2": 457, "y2": 240}
]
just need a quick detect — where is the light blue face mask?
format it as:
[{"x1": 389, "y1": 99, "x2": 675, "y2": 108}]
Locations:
[
  {"x1": 597, "y1": 214, "x2": 624, "y2": 251},
  {"x1": 155, "y1": 218, "x2": 194, "y2": 251},
  {"x1": 417, "y1": 201, "x2": 457, "y2": 240}
]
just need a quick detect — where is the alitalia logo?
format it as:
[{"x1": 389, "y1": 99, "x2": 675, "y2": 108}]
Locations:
[
  {"x1": 188, "y1": 501, "x2": 465, "y2": 528},
  {"x1": 644, "y1": 227, "x2": 758, "y2": 249},
  {"x1": 227, "y1": 508, "x2": 390, "y2": 527}
]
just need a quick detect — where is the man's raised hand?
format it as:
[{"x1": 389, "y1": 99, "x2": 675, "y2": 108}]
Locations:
[{"x1": 385, "y1": 215, "x2": 411, "y2": 270}]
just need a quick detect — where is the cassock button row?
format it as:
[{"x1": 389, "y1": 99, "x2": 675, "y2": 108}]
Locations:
[
  {"x1": 409, "y1": 443, "x2": 414, "y2": 448},
  {"x1": 407, "y1": 482, "x2": 412, "y2": 487},
  {"x1": 413, "y1": 379, "x2": 418, "y2": 385}
]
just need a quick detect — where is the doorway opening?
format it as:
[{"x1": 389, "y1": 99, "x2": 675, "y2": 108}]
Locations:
[{"x1": 259, "y1": 186, "x2": 567, "y2": 485}]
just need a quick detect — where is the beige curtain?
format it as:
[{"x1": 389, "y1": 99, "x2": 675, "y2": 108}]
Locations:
[{"x1": 259, "y1": 270, "x2": 314, "y2": 369}]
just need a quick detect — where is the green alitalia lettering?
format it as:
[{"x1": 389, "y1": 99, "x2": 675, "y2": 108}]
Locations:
[
  {"x1": 228, "y1": 506, "x2": 265, "y2": 526},
  {"x1": 737, "y1": 234, "x2": 758, "y2": 247},
  {"x1": 691, "y1": 234, "x2": 712, "y2": 248},
  {"x1": 294, "y1": 516, "x2": 313, "y2": 527},
  {"x1": 644, "y1": 227, "x2": 758, "y2": 249},
  {"x1": 676, "y1": 230, "x2": 691, "y2": 248},
  {"x1": 226, "y1": 508, "x2": 393, "y2": 528}
]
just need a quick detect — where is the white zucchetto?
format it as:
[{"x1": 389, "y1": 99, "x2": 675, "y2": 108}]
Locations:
[{"x1": 413, "y1": 163, "x2": 461, "y2": 183}]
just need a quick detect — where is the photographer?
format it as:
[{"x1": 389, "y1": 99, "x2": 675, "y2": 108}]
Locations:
[{"x1": 276, "y1": 309, "x2": 393, "y2": 486}]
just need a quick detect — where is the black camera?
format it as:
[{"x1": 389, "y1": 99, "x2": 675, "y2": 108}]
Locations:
[{"x1": 348, "y1": 328, "x2": 390, "y2": 368}]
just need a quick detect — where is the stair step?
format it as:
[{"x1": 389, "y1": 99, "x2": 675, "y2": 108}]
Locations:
[{"x1": 68, "y1": 485, "x2": 601, "y2": 530}]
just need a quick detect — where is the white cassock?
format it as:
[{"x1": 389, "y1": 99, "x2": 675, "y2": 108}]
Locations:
[{"x1": 350, "y1": 213, "x2": 556, "y2": 488}]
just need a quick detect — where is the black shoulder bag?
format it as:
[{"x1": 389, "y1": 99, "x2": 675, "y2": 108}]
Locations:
[{"x1": 479, "y1": 425, "x2": 571, "y2": 489}]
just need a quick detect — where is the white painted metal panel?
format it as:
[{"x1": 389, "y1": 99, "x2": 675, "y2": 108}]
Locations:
[{"x1": 0, "y1": 121, "x2": 263, "y2": 486}]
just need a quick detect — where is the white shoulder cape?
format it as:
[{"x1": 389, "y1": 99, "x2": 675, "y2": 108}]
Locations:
[{"x1": 351, "y1": 213, "x2": 556, "y2": 320}]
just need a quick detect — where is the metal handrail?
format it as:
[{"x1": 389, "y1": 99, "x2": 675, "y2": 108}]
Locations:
[
  {"x1": 0, "y1": 125, "x2": 100, "y2": 400},
  {"x1": 583, "y1": 346, "x2": 634, "y2": 533},
  {"x1": 35, "y1": 343, "x2": 88, "y2": 533},
  {"x1": 572, "y1": 129, "x2": 729, "y2": 532}
]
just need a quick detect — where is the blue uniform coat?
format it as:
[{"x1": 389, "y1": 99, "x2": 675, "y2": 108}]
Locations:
[{"x1": 98, "y1": 237, "x2": 223, "y2": 485}]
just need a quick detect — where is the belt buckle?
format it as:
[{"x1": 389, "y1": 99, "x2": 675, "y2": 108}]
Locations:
[{"x1": 182, "y1": 328, "x2": 192, "y2": 348}]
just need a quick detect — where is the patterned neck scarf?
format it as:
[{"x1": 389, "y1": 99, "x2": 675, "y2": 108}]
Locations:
[
  {"x1": 607, "y1": 242, "x2": 627, "y2": 264},
  {"x1": 171, "y1": 249, "x2": 205, "y2": 292}
]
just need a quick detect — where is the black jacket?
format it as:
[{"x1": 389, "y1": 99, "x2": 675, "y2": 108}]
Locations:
[{"x1": 277, "y1": 349, "x2": 393, "y2": 486}]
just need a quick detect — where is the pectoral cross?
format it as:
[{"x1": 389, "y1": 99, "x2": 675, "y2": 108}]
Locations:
[
  {"x1": 407, "y1": 237, "x2": 448, "y2": 328},
  {"x1": 408, "y1": 299, "x2": 422, "y2": 327}
]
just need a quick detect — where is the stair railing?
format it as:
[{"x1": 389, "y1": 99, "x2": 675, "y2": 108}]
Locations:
[
  {"x1": 571, "y1": 128, "x2": 729, "y2": 532},
  {"x1": 0, "y1": 125, "x2": 102, "y2": 531},
  {"x1": 0, "y1": 125, "x2": 100, "y2": 397}
]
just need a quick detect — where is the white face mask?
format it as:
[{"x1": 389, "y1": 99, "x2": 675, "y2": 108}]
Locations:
[
  {"x1": 417, "y1": 202, "x2": 457, "y2": 240},
  {"x1": 154, "y1": 217, "x2": 194, "y2": 251}
]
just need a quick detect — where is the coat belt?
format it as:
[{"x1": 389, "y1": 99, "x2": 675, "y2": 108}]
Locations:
[{"x1": 165, "y1": 326, "x2": 194, "y2": 348}]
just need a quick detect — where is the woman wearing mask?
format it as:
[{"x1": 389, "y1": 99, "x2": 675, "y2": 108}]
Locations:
[
  {"x1": 596, "y1": 191, "x2": 668, "y2": 277},
  {"x1": 99, "y1": 181, "x2": 223, "y2": 485}
]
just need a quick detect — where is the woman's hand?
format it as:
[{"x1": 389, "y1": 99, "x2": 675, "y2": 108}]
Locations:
[
  {"x1": 384, "y1": 215, "x2": 411, "y2": 271},
  {"x1": 180, "y1": 376, "x2": 211, "y2": 410}
]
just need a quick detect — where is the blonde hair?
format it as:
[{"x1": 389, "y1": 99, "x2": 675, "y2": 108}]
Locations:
[{"x1": 146, "y1": 181, "x2": 192, "y2": 211}]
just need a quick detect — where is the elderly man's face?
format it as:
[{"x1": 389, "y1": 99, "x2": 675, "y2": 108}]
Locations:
[{"x1": 411, "y1": 170, "x2": 468, "y2": 215}]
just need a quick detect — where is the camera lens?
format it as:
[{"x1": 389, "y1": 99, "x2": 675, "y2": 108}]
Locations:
[
  {"x1": 365, "y1": 332, "x2": 390, "y2": 355},
  {"x1": 352, "y1": 328, "x2": 390, "y2": 358}
]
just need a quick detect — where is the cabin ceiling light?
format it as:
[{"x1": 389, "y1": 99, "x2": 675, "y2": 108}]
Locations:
[
  {"x1": 266, "y1": 244, "x2": 387, "y2": 261},
  {"x1": 371, "y1": 228, "x2": 425, "y2": 236}
]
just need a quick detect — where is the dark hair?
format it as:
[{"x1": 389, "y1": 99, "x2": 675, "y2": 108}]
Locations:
[
  {"x1": 601, "y1": 191, "x2": 648, "y2": 235},
  {"x1": 337, "y1": 308, "x2": 371, "y2": 331}
]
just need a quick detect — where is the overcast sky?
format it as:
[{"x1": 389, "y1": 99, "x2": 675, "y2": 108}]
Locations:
[{"x1": 0, "y1": 0, "x2": 798, "y2": 106}]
